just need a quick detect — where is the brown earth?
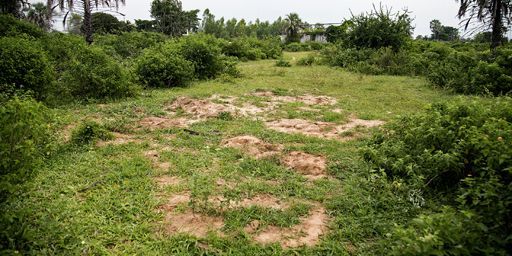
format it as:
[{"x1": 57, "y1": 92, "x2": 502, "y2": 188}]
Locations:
[
  {"x1": 96, "y1": 132, "x2": 141, "y2": 147},
  {"x1": 154, "y1": 176, "x2": 185, "y2": 188},
  {"x1": 252, "y1": 91, "x2": 337, "y2": 106},
  {"x1": 250, "y1": 206, "x2": 329, "y2": 248},
  {"x1": 281, "y1": 152, "x2": 327, "y2": 180},
  {"x1": 222, "y1": 135, "x2": 283, "y2": 159},
  {"x1": 139, "y1": 116, "x2": 194, "y2": 130},
  {"x1": 265, "y1": 118, "x2": 384, "y2": 141}
]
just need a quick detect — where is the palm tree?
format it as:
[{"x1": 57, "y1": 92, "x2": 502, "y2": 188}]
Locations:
[
  {"x1": 285, "y1": 13, "x2": 303, "y2": 43},
  {"x1": 26, "y1": 3, "x2": 52, "y2": 31},
  {"x1": 47, "y1": 0, "x2": 125, "y2": 44},
  {"x1": 456, "y1": 0, "x2": 512, "y2": 49}
]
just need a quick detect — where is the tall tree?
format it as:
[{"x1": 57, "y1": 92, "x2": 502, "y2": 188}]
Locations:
[
  {"x1": 430, "y1": 19, "x2": 443, "y2": 40},
  {"x1": 285, "y1": 13, "x2": 303, "y2": 43},
  {"x1": 47, "y1": 0, "x2": 125, "y2": 44},
  {"x1": 26, "y1": 3, "x2": 52, "y2": 31},
  {"x1": 150, "y1": 0, "x2": 199, "y2": 37},
  {"x1": 0, "y1": 0, "x2": 28, "y2": 18},
  {"x1": 456, "y1": 0, "x2": 512, "y2": 49}
]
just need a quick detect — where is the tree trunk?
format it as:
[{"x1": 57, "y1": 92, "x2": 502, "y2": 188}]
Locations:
[
  {"x1": 83, "y1": 0, "x2": 93, "y2": 44},
  {"x1": 491, "y1": 0, "x2": 503, "y2": 50}
]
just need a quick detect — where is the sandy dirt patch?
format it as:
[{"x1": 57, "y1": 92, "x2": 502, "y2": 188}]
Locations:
[
  {"x1": 159, "y1": 194, "x2": 224, "y2": 238},
  {"x1": 250, "y1": 206, "x2": 329, "y2": 248},
  {"x1": 139, "y1": 116, "x2": 194, "y2": 130},
  {"x1": 209, "y1": 194, "x2": 288, "y2": 211},
  {"x1": 282, "y1": 152, "x2": 327, "y2": 180},
  {"x1": 166, "y1": 96, "x2": 274, "y2": 119},
  {"x1": 222, "y1": 135, "x2": 283, "y2": 159},
  {"x1": 96, "y1": 132, "x2": 141, "y2": 147},
  {"x1": 154, "y1": 176, "x2": 185, "y2": 188},
  {"x1": 252, "y1": 91, "x2": 337, "y2": 106},
  {"x1": 266, "y1": 118, "x2": 384, "y2": 141}
]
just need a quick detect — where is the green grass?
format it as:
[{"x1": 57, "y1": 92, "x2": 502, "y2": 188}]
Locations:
[{"x1": 2, "y1": 52, "x2": 487, "y2": 255}]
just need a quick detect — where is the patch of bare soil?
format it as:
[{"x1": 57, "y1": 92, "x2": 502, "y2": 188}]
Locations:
[
  {"x1": 139, "y1": 116, "x2": 193, "y2": 130},
  {"x1": 154, "y1": 176, "x2": 185, "y2": 188},
  {"x1": 166, "y1": 96, "x2": 274, "y2": 119},
  {"x1": 96, "y1": 132, "x2": 141, "y2": 147},
  {"x1": 282, "y1": 152, "x2": 327, "y2": 180},
  {"x1": 250, "y1": 206, "x2": 329, "y2": 248},
  {"x1": 252, "y1": 91, "x2": 337, "y2": 106},
  {"x1": 167, "y1": 97, "x2": 235, "y2": 119},
  {"x1": 144, "y1": 150, "x2": 171, "y2": 170},
  {"x1": 163, "y1": 210, "x2": 225, "y2": 238},
  {"x1": 265, "y1": 118, "x2": 384, "y2": 141},
  {"x1": 266, "y1": 119, "x2": 337, "y2": 139},
  {"x1": 159, "y1": 193, "x2": 224, "y2": 238},
  {"x1": 222, "y1": 136, "x2": 283, "y2": 159},
  {"x1": 209, "y1": 194, "x2": 289, "y2": 210}
]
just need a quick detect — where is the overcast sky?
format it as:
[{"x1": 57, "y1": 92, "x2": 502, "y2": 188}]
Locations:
[
  {"x1": 40, "y1": 0, "x2": 481, "y2": 37},
  {"x1": 112, "y1": 0, "x2": 464, "y2": 37}
]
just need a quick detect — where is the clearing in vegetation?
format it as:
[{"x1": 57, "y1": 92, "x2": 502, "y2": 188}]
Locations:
[{"x1": 3, "y1": 52, "x2": 482, "y2": 254}]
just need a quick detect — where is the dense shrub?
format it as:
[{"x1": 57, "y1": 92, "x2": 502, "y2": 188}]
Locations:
[
  {"x1": 95, "y1": 31, "x2": 168, "y2": 59},
  {"x1": 221, "y1": 37, "x2": 282, "y2": 61},
  {"x1": 297, "y1": 54, "x2": 316, "y2": 66},
  {"x1": 427, "y1": 47, "x2": 512, "y2": 95},
  {"x1": 386, "y1": 207, "x2": 502, "y2": 255},
  {"x1": 135, "y1": 42, "x2": 195, "y2": 87},
  {"x1": 61, "y1": 46, "x2": 138, "y2": 99},
  {"x1": 346, "y1": 6, "x2": 413, "y2": 51},
  {"x1": 0, "y1": 97, "x2": 53, "y2": 199},
  {"x1": 71, "y1": 121, "x2": 113, "y2": 145},
  {"x1": 221, "y1": 38, "x2": 263, "y2": 61},
  {"x1": 284, "y1": 42, "x2": 311, "y2": 52},
  {"x1": 0, "y1": 14, "x2": 44, "y2": 38},
  {"x1": 365, "y1": 100, "x2": 512, "y2": 253},
  {"x1": 275, "y1": 58, "x2": 291, "y2": 67},
  {"x1": 0, "y1": 37, "x2": 55, "y2": 100},
  {"x1": 90, "y1": 12, "x2": 132, "y2": 35},
  {"x1": 177, "y1": 34, "x2": 224, "y2": 79}
]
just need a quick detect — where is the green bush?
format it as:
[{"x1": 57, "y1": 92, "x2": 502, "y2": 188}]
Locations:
[
  {"x1": 305, "y1": 41, "x2": 325, "y2": 51},
  {"x1": 365, "y1": 100, "x2": 512, "y2": 253},
  {"x1": 61, "y1": 46, "x2": 139, "y2": 100},
  {"x1": 95, "y1": 31, "x2": 168, "y2": 59},
  {"x1": 427, "y1": 47, "x2": 512, "y2": 95},
  {"x1": 177, "y1": 34, "x2": 224, "y2": 79},
  {"x1": 346, "y1": 6, "x2": 413, "y2": 51},
  {"x1": 135, "y1": 42, "x2": 195, "y2": 87},
  {"x1": 0, "y1": 37, "x2": 55, "y2": 100},
  {"x1": 0, "y1": 97, "x2": 53, "y2": 199},
  {"x1": 71, "y1": 121, "x2": 113, "y2": 145},
  {"x1": 297, "y1": 54, "x2": 316, "y2": 66},
  {"x1": 285, "y1": 42, "x2": 311, "y2": 52},
  {"x1": 0, "y1": 14, "x2": 44, "y2": 38},
  {"x1": 385, "y1": 207, "x2": 503, "y2": 255},
  {"x1": 275, "y1": 58, "x2": 291, "y2": 67},
  {"x1": 221, "y1": 37, "x2": 282, "y2": 61}
]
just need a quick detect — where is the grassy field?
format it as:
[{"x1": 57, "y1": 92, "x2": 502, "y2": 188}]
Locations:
[{"x1": 5, "y1": 52, "x2": 478, "y2": 255}]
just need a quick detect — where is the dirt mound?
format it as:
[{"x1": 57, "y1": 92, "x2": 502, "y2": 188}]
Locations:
[
  {"x1": 96, "y1": 132, "x2": 141, "y2": 147},
  {"x1": 250, "y1": 206, "x2": 329, "y2": 248},
  {"x1": 159, "y1": 194, "x2": 224, "y2": 237},
  {"x1": 252, "y1": 91, "x2": 337, "y2": 106},
  {"x1": 209, "y1": 194, "x2": 288, "y2": 210},
  {"x1": 155, "y1": 176, "x2": 184, "y2": 188},
  {"x1": 266, "y1": 119, "x2": 337, "y2": 139},
  {"x1": 167, "y1": 97, "x2": 235, "y2": 119},
  {"x1": 222, "y1": 136, "x2": 283, "y2": 159},
  {"x1": 163, "y1": 210, "x2": 225, "y2": 238},
  {"x1": 266, "y1": 118, "x2": 384, "y2": 141},
  {"x1": 282, "y1": 152, "x2": 327, "y2": 180},
  {"x1": 139, "y1": 116, "x2": 193, "y2": 130}
]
